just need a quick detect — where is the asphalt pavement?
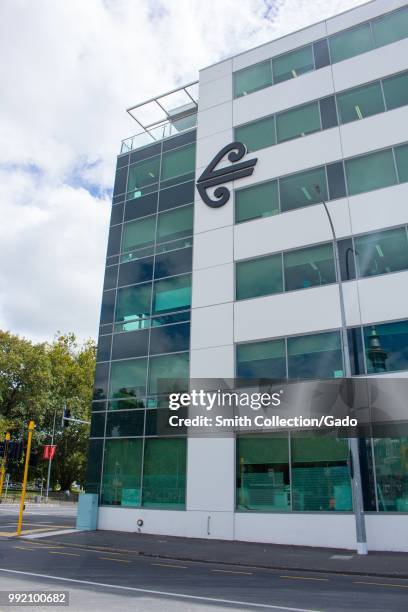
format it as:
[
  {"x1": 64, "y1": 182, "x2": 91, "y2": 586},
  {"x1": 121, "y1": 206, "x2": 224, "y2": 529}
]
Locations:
[{"x1": 0, "y1": 507, "x2": 407, "y2": 611}]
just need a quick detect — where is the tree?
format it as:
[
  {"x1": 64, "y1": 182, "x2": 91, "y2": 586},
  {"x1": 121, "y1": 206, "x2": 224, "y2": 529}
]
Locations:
[
  {"x1": 47, "y1": 333, "x2": 95, "y2": 490},
  {"x1": 0, "y1": 330, "x2": 50, "y2": 426},
  {"x1": 0, "y1": 330, "x2": 96, "y2": 491}
]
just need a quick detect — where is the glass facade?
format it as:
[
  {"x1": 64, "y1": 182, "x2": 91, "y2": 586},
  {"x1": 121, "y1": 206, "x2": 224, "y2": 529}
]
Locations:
[
  {"x1": 86, "y1": 130, "x2": 195, "y2": 504},
  {"x1": 87, "y1": 7, "x2": 408, "y2": 522},
  {"x1": 234, "y1": 70, "x2": 408, "y2": 153},
  {"x1": 233, "y1": 6, "x2": 408, "y2": 98},
  {"x1": 235, "y1": 142, "x2": 408, "y2": 223}
]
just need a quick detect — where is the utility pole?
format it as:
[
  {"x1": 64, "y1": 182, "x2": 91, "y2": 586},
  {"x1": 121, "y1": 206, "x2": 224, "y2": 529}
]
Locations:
[
  {"x1": 0, "y1": 432, "x2": 10, "y2": 498},
  {"x1": 17, "y1": 420, "x2": 35, "y2": 536},
  {"x1": 316, "y1": 186, "x2": 367, "y2": 555},
  {"x1": 45, "y1": 409, "x2": 57, "y2": 503}
]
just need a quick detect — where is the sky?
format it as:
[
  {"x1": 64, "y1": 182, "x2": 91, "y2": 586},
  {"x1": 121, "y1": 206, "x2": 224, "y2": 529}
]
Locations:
[{"x1": 0, "y1": 0, "x2": 368, "y2": 343}]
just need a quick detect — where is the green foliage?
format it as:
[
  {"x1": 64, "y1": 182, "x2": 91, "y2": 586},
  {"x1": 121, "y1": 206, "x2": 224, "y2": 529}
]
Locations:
[{"x1": 0, "y1": 330, "x2": 96, "y2": 490}]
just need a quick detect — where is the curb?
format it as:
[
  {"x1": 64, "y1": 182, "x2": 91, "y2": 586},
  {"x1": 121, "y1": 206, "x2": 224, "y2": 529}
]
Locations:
[{"x1": 22, "y1": 536, "x2": 408, "y2": 580}]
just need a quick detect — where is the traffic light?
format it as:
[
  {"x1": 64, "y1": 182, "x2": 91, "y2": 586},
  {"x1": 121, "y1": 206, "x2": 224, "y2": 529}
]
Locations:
[
  {"x1": 8, "y1": 440, "x2": 23, "y2": 461},
  {"x1": 63, "y1": 407, "x2": 71, "y2": 427}
]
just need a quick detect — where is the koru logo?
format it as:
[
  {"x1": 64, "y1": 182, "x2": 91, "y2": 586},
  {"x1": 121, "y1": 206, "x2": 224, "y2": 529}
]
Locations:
[{"x1": 196, "y1": 142, "x2": 258, "y2": 208}]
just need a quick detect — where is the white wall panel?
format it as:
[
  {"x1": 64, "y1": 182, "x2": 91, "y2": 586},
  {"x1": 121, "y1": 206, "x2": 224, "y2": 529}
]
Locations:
[
  {"x1": 192, "y1": 263, "x2": 234, "y2": 308},
  {"x1": 193, "y1": 191, "x2": 234, "y2": 234},
  {"x1": 187, "y1": 438, "x2": 235, "y2": 512},
  {"x1": 199, "y1": 58, "x2": 232, "y2": 85},
  {"x1": 195, "y1": 128, "x2": 233, "y2": 173},
  {"x1": 191, "y1": 303, "x2": 233, "y2": 349},
  {"x1": 197, "y1": 102, "x2": 232, "y2": 140},
  {"x1": 98, "y1": 506, "x2": 234, "y2": 540},
  {"x1": 348, "y1": 183, "x2": 408, "y2": 236},
  {"x1": 234, "y1": 199, "x2": 351, "y2": 261},
  {"x1": 235, "y1": 129, "x2": 342, "y2": 191},
  {"x1": 365, "y1": 514, "x2": 408, "y2": 552},
  {"x1": 193, "y1": 225, "x2": 233, "y2": 270},
  {"x1": 332, "y1": 38, "x2": 408, "y2": 92},
  {"x1": 190, "y1": 345, "x2": 234, "y2": 378},
  {"x1": 234, "y1": 512, "x2": 356, "y2": 549},
  {"x1": 233, "y1": 67, "x2": 334, "y2": 126},
  {"x1": 234, "y1": 285, "x2": 341, "y2": 342},
  {"x1": 353, "y1": 270, "x2": 408, "y2": 326},
  {"x1": 199, "y1": 74, "x2": 232, "y2": 111},
  {"x1": 340, "y1": 106, "x2": 408, "y2": 159}
]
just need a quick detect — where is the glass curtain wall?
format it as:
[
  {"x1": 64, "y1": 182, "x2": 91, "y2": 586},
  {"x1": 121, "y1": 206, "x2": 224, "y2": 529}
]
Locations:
[{"x1": 85, "y1": 130, "x2": 196, "y2": 507}]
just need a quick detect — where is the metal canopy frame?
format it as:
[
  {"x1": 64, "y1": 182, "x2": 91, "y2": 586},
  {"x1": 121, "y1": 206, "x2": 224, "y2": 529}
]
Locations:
[{"x1": 126, "y1": 81, "x2": 199, "y2": 135}]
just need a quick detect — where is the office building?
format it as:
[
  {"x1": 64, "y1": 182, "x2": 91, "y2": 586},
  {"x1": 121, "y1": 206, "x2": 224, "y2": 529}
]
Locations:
[{"x1": 86, "y1": 0, "x2": 408, "y2": 551}]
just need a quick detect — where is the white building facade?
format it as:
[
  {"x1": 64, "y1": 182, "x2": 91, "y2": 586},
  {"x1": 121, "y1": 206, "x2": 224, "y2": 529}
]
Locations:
[{"x1": 90, "y1": 0, "x2": 408, "y2": 552}]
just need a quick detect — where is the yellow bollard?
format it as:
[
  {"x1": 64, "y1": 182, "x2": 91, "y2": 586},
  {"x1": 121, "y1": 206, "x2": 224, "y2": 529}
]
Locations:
[
  {"x1": 0, "y1": 433, "x2": 11, "y2": 498},
  {"x1": 17, "y1": 421, "x2": 35, "y2": 536}
]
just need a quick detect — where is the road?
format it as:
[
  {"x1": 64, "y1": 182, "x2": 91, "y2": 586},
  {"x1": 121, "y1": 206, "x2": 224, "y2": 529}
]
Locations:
[{"x1": 0, "y1": 507, "x2": 407, "y2": 611}]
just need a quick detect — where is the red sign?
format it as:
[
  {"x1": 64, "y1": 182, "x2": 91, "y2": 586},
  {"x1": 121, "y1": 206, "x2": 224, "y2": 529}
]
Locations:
[{"x1": 43, "y1": 445, "x2": 57, "y2": 460}]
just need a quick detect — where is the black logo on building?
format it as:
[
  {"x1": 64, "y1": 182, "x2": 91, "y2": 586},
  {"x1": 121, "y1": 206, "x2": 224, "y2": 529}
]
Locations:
[{"x1": 196, "y1": 142, "x2": 257, "y2": 208}]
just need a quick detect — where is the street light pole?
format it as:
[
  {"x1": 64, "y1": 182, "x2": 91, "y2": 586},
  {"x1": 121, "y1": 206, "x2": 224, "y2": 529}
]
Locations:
[
  {"x1": 45, "y1": 409, "x2": 57, "y2": 503},
  {"x1": 316, "y1": 187, "x2": 368, "y2": 555}
]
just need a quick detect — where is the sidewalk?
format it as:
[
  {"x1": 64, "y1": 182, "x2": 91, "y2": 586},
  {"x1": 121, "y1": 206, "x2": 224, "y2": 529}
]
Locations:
[{"x1": 34, "y1": 529, "x2": 408, "y2": 578}]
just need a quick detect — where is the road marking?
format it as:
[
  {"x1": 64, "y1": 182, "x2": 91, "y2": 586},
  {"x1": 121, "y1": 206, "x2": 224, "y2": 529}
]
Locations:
[
  {"x1": 49, "y1": 551, "x2": 80, "y2": 557},
  {"x1": 13, "y1": 546, "x2": 36, "y2": 551},
  {"x1": 354, "y1": 580, "x2": 408, "y2": 589},
  {"x1": 22, "y1": 528, "x2": 78, "y2": 539},
  {"x1": 212, "y1": 569, "x2": 253, "y2": 575},
  {"x1": 281, "y1": 576, "x2": 329, "y2": 582},
  {"x1": 0, "y1": 567, "x2": 321, "y2": 611},
  {"x1": 100, "y1": 557, "x2": 131, "y2": 564},
  {"x1": 151, "y1": 563, "x2": 188, "y2": 569}
]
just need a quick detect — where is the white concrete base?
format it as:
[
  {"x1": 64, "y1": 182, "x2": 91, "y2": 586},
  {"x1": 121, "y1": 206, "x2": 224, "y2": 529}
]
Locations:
[
  {"x1": 234, "y1": 512, "x2": 357, "y2": 550},
  {"x1": 97, "y1": 507, "x2": 408, "y2": 552},
  {"x1": 365, "y1": 514, "x2": 408, "y2": 552},
  {"x1": 98, "y1": 507, "x2": 234, "y2": 540}
]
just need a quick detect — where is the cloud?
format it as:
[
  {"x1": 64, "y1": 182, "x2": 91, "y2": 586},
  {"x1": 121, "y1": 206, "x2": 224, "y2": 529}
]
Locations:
[{"x1": 0, "y1": 0, "x2": 367, "y2": 342}]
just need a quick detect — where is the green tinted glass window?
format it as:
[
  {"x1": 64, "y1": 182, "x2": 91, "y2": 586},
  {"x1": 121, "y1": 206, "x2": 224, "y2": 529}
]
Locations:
[
  {"x1": 336, "y1": 82, "x2": 385, "y2": 124},
  {"x1": 372, "y1": 6, "x2": 408, "y2": 48},
  {"x1": 102, "y1": 439, "x2": 143, "y2": 507},
  {"x1": 279, "y1": 166, "x2": 327, "y2": 212},
  {"x1": 85, "y1": 439, "x2": 103, "y2": 493},
  {"x1": 329, "y1": 23, "x2": 373, "y2": 64},
  {"x1": 373, "y1": 437, "x2": 408, "y2": 511},
  {"x1": 345, "y1": 149, "x2": 397, "y2": 196},
  {"x1": 363, "y1": 321, "x2": 408, "y2": 374},
  {"x1": 287, "y1": 331, "x2": 343, "y2": 379},
  {"x1": 236, "y1": 254, "x2": 283, "y2": 300},
  {"x1": 354, "y1": 227, "x2": 408, "y2": 278},
  {"x1": 395, "y1": 143, "x2": 408, "y2": 183},
  {"x1": 157, "y1": 205, "x2": 193, "y2": 244},
  {"x1": 291, "y1": 435, "x2": 351, "y2": 511},
  {"x1": 122, "y1": 216, "x2": 156, "y2": 253},
  {"x1": 152, "y1": 274, "x2": 191, "y2": 315},
  {"x1": 233, "y1": 61, "x2": 272, "y2": 98},
  {"x1": 161, "y1": 143, "x2": 195, "y2": 182},
  {"x1": 284, "y1": 243, "x2": 335, "y2": 291},
  {"x1": 148, "y1": 352, "x2": 189, "y2": 395},
  {"x1": 276, "y1": 101, "x2": 321, "y2": 143},
  {"x1": 236, "y1": 339, "x2": 286, "y2": 379},
  {"x1": 109, "y1": 358, "x2": 147, "y2": 399},
  {"x1": 235, "y1": 116, "x2": 276, "y2": 152},
  {"x1": 142, "y1": 438, "x2": 186, "y2": 508},
  {"x1": 127, "y1": 157, "x2": 160, "y2": 193},
  {"x1": 236, "y1": 436, "x2": 290, "y2": 511},
  {"x1": 235, "y1": 180, "x2": 279, "y2": 223},
  {"x1": 272, "y1": 45, "x2": 314, "y2": 84},
  {"x1": 382, "y1": 71, "x2": 408, "y2": 110},
  {"x1": 115, "y1": 284, "x2": 151, "y2": 326}
]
